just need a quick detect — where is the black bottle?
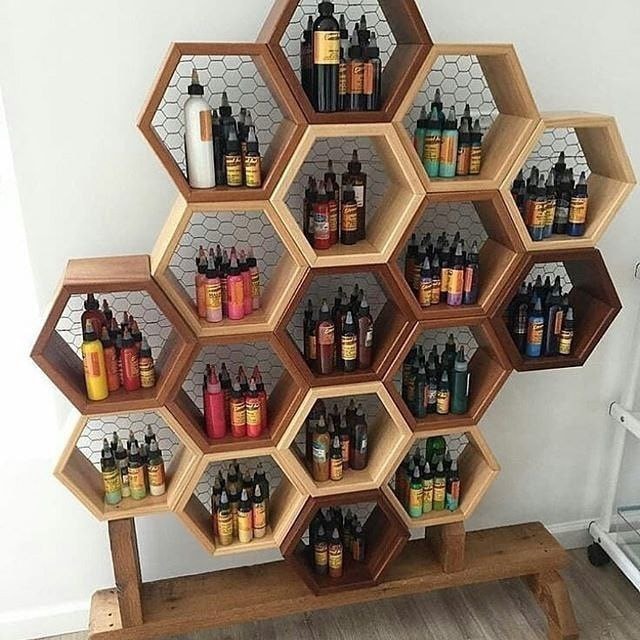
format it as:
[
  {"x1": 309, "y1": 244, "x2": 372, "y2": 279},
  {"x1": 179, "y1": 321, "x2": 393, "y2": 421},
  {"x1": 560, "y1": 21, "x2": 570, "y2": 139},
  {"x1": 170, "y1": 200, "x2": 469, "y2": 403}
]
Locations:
[{"x1": 312, "y1": 2, "x2": 340, "y2": 112}]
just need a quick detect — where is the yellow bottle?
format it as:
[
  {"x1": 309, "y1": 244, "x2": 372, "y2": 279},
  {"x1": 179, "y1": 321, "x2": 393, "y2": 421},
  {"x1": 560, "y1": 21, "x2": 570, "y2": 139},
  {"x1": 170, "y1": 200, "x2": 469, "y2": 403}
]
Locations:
[{"x1": 81, "y1": 319, "x2": 109, "y2": 401}]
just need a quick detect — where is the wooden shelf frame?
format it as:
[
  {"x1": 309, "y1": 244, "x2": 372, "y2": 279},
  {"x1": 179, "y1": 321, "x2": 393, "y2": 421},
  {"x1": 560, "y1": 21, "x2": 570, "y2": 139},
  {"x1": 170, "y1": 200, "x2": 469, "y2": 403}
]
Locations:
[
  {"x1": 166, "y1": 331, "x2": 309, "y2": 456},
  {"x1": 54, "y1": 407, "x2": 202, "y2": 522},
  {"x1": 382, "y1": 425, "x2": 500, "y2": 530},
  {"x1": 258, "y1": 0, "x2": 433, "y2": 124},
  {"x1": 388, "y1": 191, "x2": 527, "y2": 322},
  {"x1": 274, "y1": 263, "x2": 415, "y2": 387},
  {"x1": 31, "y1": 255, "x2": 197, "y2": 416},
  {"x1": 383, "y1": 318, "x2": 513, "y2": 432},
  {"x1": 394, "y1": 44, "x2": 540, "y2": 193},
  {"x1": 271, "y1": 123, "x2": 426, "y2": 268},
  {"x1": 175, "y1": 446, "x2": 307, "y2": 556},
  {"x1": 501, "y1": 111, "x2": 636, "y2": 251},
  {"x1": 277, "y1": 381, "x2": 413, "y2": 497},
  {"x1": 489, "y1": 247, "x2": 622, "y2": 372},
  {"x1": 280, "y1": 488, "x2": 410, "y2": 595},
  {"x1": 137, "y1": 42, "x2": 306, "y2": 203},
  {"x1": 150, "y1": 195, "x2": 309, "y2": 339}
]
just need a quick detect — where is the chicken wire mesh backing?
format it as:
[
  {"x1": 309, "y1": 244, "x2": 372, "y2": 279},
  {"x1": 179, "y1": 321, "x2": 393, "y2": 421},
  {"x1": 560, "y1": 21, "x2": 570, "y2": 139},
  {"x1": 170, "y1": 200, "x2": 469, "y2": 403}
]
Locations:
[
  {"x1": 288, "y1": 272, "x2": 388, "y2": 349},
  {"x1": 404, "y1": 55, "x2": 498, "y2": 137},
  {"x1": 525, "y1": 262, "x2": 573, "y2": 294},
  {"x1": 302, "y1": 502, "x2": 376, "y2": 544},
  {"x1": 285, "y1": 137, "x2": 389, "y2": 229},
  {"x1": 168, "y1": 210, "x2": 285, "y2": 302},
  {"x1": 151, "y1": 55, "x2": 283, "y2": 175},
  {"x1": 194, "y1": 456, "x2": 283, "y2": 515},
  {"x1": 56, "y1": 292, "x2": 172, "y2": 355},
  {"x1": 78, "y1": 411, "x2": 180, "y2": 469},
  {"x1": 520, "y1": 128, "x2": 590, "y2": 179},
  {"x1": 280, "y1": 0, "x2": 396, "y2": 74},
  {"x1": 182, "y1": 342, "x2": 284, "y2": 410}
]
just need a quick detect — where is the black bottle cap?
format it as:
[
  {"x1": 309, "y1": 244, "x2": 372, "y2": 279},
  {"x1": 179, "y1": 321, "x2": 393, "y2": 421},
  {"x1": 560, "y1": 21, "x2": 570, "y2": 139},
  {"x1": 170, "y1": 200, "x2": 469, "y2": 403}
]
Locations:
[
  {"x1": 219, "y1": 91, "x2": 232, "y2": 117},
  {"x1": 348, "y1": 149, "x2": 361, "y2": 174},
  {"x1": 348, "y1": 27, "x2": 362, "y2": 58},
  {"x1": 188, "y1": 69, "x2": 204, "y2": 96},
  {"x1": 364, "y1": 33, "x2": 380, "y2": 58},
  {"x1": 318, "y1": 1, "x2": 335, "y2": 15}
]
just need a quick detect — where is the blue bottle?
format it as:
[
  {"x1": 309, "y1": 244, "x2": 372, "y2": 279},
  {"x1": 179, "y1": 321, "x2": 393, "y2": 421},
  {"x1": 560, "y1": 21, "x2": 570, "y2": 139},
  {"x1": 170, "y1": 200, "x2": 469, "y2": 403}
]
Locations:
[{"x1": 525, "y1": 297, "x2": 544, "y2": 357}]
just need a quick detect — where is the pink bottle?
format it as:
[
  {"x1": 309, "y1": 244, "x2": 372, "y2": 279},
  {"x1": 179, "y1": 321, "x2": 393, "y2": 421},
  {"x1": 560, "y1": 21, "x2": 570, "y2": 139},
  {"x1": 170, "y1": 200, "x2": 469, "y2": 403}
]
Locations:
[
  {"x1": 247, "y1": 247, "x2": 261, "y2": 311},
  {"x1": 239, "y1": 249, "x2": 253, "y2": 316},
  {"x1": 220, "y1": 248, "x2": 230, "y2": 319},
  {"x1": 226, "y1": 253, "x2": 245, "y2": 321},
  {"x1": 204, "y1": 366, "x2": 227, "y2": 439},
  {"x1": 204, "y1": 257, "x2": 223, "y2": 323}
]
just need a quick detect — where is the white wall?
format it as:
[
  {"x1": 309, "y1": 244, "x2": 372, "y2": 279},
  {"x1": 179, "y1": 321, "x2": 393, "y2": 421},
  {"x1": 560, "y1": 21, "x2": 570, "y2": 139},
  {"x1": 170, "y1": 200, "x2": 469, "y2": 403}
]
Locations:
[{"x1": 0, "y1": 1, "x2": 639, "y2": 637}]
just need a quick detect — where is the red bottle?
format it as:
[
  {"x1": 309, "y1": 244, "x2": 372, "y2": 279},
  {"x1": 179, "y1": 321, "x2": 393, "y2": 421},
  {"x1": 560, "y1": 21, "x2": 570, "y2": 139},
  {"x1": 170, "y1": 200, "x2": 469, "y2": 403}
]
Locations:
[
  {"x1": 326, "y1": 178, "x2": 339, "y2": 246},
  {"x1": 226, "y1": 253, "x2": 245, "y2": 321},
  {"x1": 204, "y1": 366, "x2": 227, "y2": 439},
  {"x1": 120, "y1": 329, "x2": 141, "y2": 392},
  {"x1": 316, "y1": 299, "x2": 335, "y2": 375},
  {"x1": 245, "y1": 378, "x2": 263, "y2": 438},
  {"x1": 219, "y1": 363, "x2": 232, "y2": 425},
  {"x1": 81, "y1": 293, "x2": 107, "y2": 336},
  {"x1": 239, "y1": 249, "x2": 253, "y2": 316},
  {"x1": 312, "y1": 182, "x2": 331, "y2": 251},
  {"x1": 252, "y1": 366, "x2": 268, "y2": 432},
  {"x1": 100, "y1": 326, "x2": 121, "y2": 392}
]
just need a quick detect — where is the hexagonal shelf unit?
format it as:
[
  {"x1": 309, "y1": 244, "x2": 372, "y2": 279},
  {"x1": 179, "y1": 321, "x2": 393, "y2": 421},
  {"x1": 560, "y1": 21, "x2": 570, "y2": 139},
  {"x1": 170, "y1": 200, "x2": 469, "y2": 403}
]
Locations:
[
  {"x1": 176, "y1": 447, "x2": 306, "y2": 556},
  {"x1": 276, "y1": 263, "x2": 414, "y2": 386},
  {"x1": 54, "y1": 408, "x2": 200, "y2": 521},
  {"x1": 151, "y1": 196, "x2": 308, "y2": 339},
  {"x1": 384, "y1": 319, "x2": 512, "y2": 431},
  {"x1": 278, "y1": 382, "x2": 412, "y2": 497},
  {"x1": 281, "y1": 489, "x2": 409, "y2": 594},
  {"x1": 271, "y1": 124, "x2": 425, "y2": 267},
  {"x1": 31, "y1": 256, "x2": 195, "y2": 415},
  {"x1": 396, "y1": 44, "x2": 540, "y2": 192},
  {"x1": 382, "y1": 425, "x2": 499, "y2": 530},
  {"x1": 259, "y1": 0, "x2": 432, "y2": 123},
  {"x1": 502, "y1": 111, "x2": 636, "y2": 251},
  {"x1": 138, "y1": 43, "x2": 306, "y2": 202},
  {"x1": 167, "y1": 332, "x2": 308, "y2": 455},
  {"x1": 389, "y1": 191, "x2": 526, "y2": 322},
  {"x1": 490, "y1": 248, "x2": 621, "y2": 372}
]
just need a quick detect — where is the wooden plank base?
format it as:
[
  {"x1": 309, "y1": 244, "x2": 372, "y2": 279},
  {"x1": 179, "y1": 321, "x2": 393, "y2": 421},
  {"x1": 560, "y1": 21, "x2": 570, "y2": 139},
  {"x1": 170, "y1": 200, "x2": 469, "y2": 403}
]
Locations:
[{"x1": 89, "y1": 522, "x2": 576, "y2": 640}]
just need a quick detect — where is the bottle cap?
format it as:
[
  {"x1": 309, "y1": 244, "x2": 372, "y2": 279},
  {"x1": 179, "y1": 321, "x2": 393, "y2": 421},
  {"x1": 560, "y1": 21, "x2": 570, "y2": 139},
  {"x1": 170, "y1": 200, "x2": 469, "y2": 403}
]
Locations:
[
  {"x1": 83, "y1": 319, "x2": 98, "y2": 341},
  {"x1": 219, "y1": 91, "x2": 232, "y2": 117},
  {"x1": 348, "y1": 149, "x2": 362, "y2": 174},
  {"x1": 188, "y1": 69, "x2": 204, "y2": 96},
  {"x1": 140, "y1": 337, "x2": 152, "y2": 358},
  {"x1": 84, "y1": 293, "x2": 99, "y2": 310}
]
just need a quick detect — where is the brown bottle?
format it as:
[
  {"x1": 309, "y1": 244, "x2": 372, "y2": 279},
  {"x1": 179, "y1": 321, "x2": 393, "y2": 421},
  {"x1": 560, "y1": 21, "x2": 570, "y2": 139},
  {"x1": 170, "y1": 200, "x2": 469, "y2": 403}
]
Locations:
[
  {"x1": 312, "y1": 415, "x2": 331, "y2": 482},
  {"x1": 350, "y1": 405, "x2": 368, "y2": 470},
  {"x1": 342, "y1": 150, "x2": 367, "y2": 240},
  {"x1": 341, "y1": 310, "x2": 358, "y2": 373},
  {"x1": 316, "y1": 299, "x2": 335, "y2": 375},
  {"x1": 340, "y1": 179, "x2": 359, "y2": 245},
  {"x1": 357, "y1": 294, "x2": 373, "y2": 370}
]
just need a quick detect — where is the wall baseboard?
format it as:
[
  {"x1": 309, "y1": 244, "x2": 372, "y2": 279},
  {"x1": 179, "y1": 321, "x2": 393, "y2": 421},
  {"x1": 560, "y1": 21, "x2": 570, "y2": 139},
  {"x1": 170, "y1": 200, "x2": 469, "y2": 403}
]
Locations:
[{"x1": 0, "y1": 520, "x2": 594, "y2": 640}]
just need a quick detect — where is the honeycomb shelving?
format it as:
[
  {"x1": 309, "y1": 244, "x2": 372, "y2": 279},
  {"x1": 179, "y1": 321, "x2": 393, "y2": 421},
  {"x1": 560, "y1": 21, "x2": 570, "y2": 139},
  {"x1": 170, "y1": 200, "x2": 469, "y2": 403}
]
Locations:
[{"x1": 31, "y1": 0, "x2": 635, "y2": 637}]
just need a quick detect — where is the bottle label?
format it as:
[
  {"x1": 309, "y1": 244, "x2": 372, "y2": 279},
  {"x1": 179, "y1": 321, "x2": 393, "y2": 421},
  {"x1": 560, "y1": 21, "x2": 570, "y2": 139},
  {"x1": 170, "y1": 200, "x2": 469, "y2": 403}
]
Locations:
[
  {"x1": 217, "y1": 512, "x2": 234, "y2": 545},
  {"x1": 238, "y1": 510, "x2": 253, "y2": 543},
  {"x1": 359, "y1": 437, "x2": 367, "y2": 453},
  {"x1": 329, "y1": 201, "x2": 338, "y2": 234},
  {"x1": 531, "y1": 201, "x2": 546, "y2": 227},
  {"x1": 424, "y1": 132, "x2": 441, "y2": 163},
  {"x1": 340, "y1": 436, "x2": 350, "y2": 465},
  {"x1": 318, "y1": 323, "x2": 335, "y2": 346},
  {"x1": 527, "y1": 318, "x2": 544, "y2": 346},
  {"x1": 253, "y1": 502, "x2": 267, "y2": 537},
  {"x1": 516, "y1": 304, "x2": 528, "y2": 334},
  {"x1": 439, "y1": 133, "x2": 457, "y2": 165},
  {"x1": 409, "y1": 486, "x2": 423, "y2": 516},
  {"x1": 338, "y1": 62, "x2": 347, "y2": 96},
  {"x1": 314, "y1": 542, "x2": 328, "y2": 566},
  {"x1": 244, "y1": 156, "x2": 262, "y2": 188},
  {"x1": 341, "y1": 334, "x2": 357, "y2": 361},
  {"x1": 455, "y1": 145, "x2": 471, "y2": 175},
  {"x1": 129, "y1": 466, "x2": 146, "y2": 499},
  {"x1": 228, "y1": 278, "x2": 244, "y2": 307},
  {"x1": 341, "y1": 203, "x2": 358, "y2": 232},
  {"x1": 139, "y1": 360, "x2": 156, "y2": 389},
  {"x1": 436, "y1": 390, "x2": 450, "y2": 414},
  {"x1": 123, "y1": 351, "x2": 139, "y2": 380},
  {"x1": 231, "y1": 400, "x2": 246, "y2": 428},
  {"x1": 427, "y1": 386, "x2": 437, "y2": 406},
  {"x1": 314, "y1": 210, "x2": 330, "y2": 241},
  {"x1": 469, "y1": 145, "x2": 482, "y2": 174},
  {"x1": 422, "y1": 478, "x2": 434, "y2": 513},
  {"x1": 328, "y1": 546, "x2": 343, "y2": 571},
  {"x1": 118, "y1": 464, "x2": 130, "y2": 496},
  {"x1": 307, "y1": 334, "x2": 317, "y2": 360},
  {"x1": 147, "y1": 462, "x2": 165, "y2": 496},
  {"x1": 84, "y1": 350, "x2": 104, "y2": 378},
  {"x1": 363, "y1": 62, "x2": 375, "y2": 96},
  {"x1": 553, "y1": 309, "x2": 565, "y2": 336},
  {"x1": 418, "y1": 278, "x2": 432, "y2": 307},
  {"x1": 365, "y1": 325, "x2": 373, "y2": 348},
  {"x1": 440, "y1": 266, "x2": 450, "y2": 294},
  {"x1": 330, "y1": 457, "x2": 343, "y2": 481},
  {"x1": 412, "y1": 263, "x2": 422, "y2": 291},
  {"x1": 246, "y1": 398, "x2": 261, "y2": 429},
  {"x1": 559, "y1": 329, "x2": 573, "y2": 355},
  {"x1": 225, "y1": 155, "x2": 243, "y2": 186},
  {"x1": 353, "y1": 185, "x2": 365, "y2": 208},
  {"x1": 446, "y1": 479, "x2": 460, "y2": 511},
  {"x1": 102, "y1": 468, "x2": 121, "y2": 496},
  {"x1": 448, "y1": 268, "x2": 464, "y2": 296},
  {"x1": 568, "y1": 195, "x2": 588, "y2": 224},
  {"x1": 199, "y1": 110, "x2": 213, "y2": 142},
  {"x1": 430, "y1": 277, "x2": 441, "y2": 304},
  {"x1": 347, "y1": 61, "x2": 364, "y2": 94},
  {"x1": 463, "y1": 265, "x2": 476, "y2": 295},
  {"x1": 555, "y1": 200, "x2": 569, "y2": 224},
  {"x1": 433, "y1": 480, "x2": 446, "y2": 505},
  {"x1": 545, "y1": 197, "x2": 557, "y2": 226},
  {"x1": 314, "y1": 31, "x2": 340, "y2": 64},
  {"x1": 312, "y1": 440, "x2": 327, "y2": 463},
  {"x1": 251, "y1": 272, "x2": 260, "y2": 300},
  {"x1": 205, "y1": 281, "x2": 222, "y2": 311}
]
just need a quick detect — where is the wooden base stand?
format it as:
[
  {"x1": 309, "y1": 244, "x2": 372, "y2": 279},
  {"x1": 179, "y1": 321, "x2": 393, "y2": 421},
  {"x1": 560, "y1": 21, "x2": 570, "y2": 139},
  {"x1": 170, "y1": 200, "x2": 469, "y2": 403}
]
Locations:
[{"x1": 90, "y1": 521, "x2": 578, "y2": 639}]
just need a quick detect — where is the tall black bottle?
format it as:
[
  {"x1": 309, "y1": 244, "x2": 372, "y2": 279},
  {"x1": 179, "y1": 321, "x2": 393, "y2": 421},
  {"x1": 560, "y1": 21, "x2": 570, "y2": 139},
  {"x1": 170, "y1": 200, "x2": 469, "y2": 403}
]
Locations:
[{"x1": 312, "y1": 2, "x2": 340, "y2": 112}]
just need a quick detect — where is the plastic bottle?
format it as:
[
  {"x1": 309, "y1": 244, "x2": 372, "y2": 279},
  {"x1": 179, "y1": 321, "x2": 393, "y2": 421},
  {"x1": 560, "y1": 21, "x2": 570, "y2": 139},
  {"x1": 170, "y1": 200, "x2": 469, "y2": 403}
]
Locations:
[
  {"x1": 356, "y1": 295, "x2": 373, "y2": 370},
  {"x1": 316, "y1": 299, "x2": 335, "y2": 375},
  {"x1": 301, "y1": 16, "x2": 314, "y2": 99},
  {"x1": 237, "y1": 488, "x2": 253, "y2": 544},
  {"x1": 119, "y1": 329, "x2": 141, "y2": 392},
  {"x1": 314, "y1": 524, "x2": 329, "y2": 575},
  {"x1": 147, "y1": 439, "x2": 166, "y2": 497},
  {"x1": 451, "y1": 347, "x2": 470, "y2": 415},
  {"x1": 101, "y1": 444, "x2": 122, "y2": 505},
  {"x1": 417, "y1": 257, "x2": 432, "y2": 308},
  {"x1": 527, "y1": 175, "x2": 547, "y2": 241},
  {"x1": 344, "y1": 150, "x2": 367, "y2": 240},
  {"x1": 330, "y1": 435, "x2": 343, "y2": 481},
  {"x1": 195, "y1": 248, "x2": 208, "y2": 318},
  {"x1": 447, "y1": 243, "x2": 465, "y2": 306},
  {"x1": 339, "y1": 178, "x2": 359, "y2": 245},
  {"x1": 526, "y1": 297, "x2": 544, "y2": 357},
  {"x1": 346, "y1": 27, "x2": 364, "y2": 111},
  {"x1": 313, "y1": 181, "x2": 331, "y2": 250},
  {"x1": 313, "y1": 1, "x2": 340, "y2": 112},
  {"x1": 328, "y1": 527, "x2": 343, "y2": 578},
  {"x1": 463, "y1": 241, "x2": 480, "y2": 305},
  {"x1": 127, "y1": 441, "x2": 147, "y2": 500},
  {"x1": 226, "y1": 254, "x2": 245, "y2": 320},
  {"x1": 469, "y1": 119, "x2": 483, "y2": 175},
  {"x1": 446, "y1": 459, "x2": 461, "y2": 511},
  {"x1": 436, "y1": 370, "x2": 450, "y2": 415},
  {"x1": 350, "y1": 406, "x2": 368, "y2": 470},
  {"x1": 455, "y1": 119, "x2": 471, "y2": 176},
  {"x1": 326, "y1": 178, "x2": 340, "y2": 246},
  {"x1": 567, "y1": 171, "x2": 588, "y2": 236},
  {"x1": 312, "y1": 415, "x2": 331, "y2": 482},
  {"x1": 99, "y1": 326, "x2": 120, "y2": 393},
  {"x1": 184, "y1": 69, "x2": 215, "y2": 189},
  {"x1": 229, "y1": 380, "x2": 247, "y2": 438},
  {"x1": 245, "y1": 378, "x2": 263, "y2": 438},
  {"x1": 224, "y1": 128, "x2": 243, "y2": 188},
  {"x1": 413, "y1": 106, "x2": 428, "y2": 160},
  {"x1": 544, "y1": 171, "x2": 556, "y2": 238},
  {"x1": 363, "y1": 33, "x2": 381, "y2": 111},
  {"x1": 433, "y1": 461, "x2": 446, "y2": 511},
  {"x1": 421, "y1": 462, "x2": 434, "y2": 514},
  {"x1": 438, "y1": 107, "x2": 459, "y2": 178},
  {"x1": 82, "y1": 320, "x2": 109, "y2": 401},
  {"x1": 204, "y1": 366, "x2": 227, "y2": 439},
  {"x1": 138, "y1": 337, "x2": 156, "y2": 389},
  {"x1": 216, "y1": 490, "x2": 234, "y2": 546},
  {"x1": 340, "y1": 310, "x2": 358, "y2": 373},
  {"x1": 554, "y1": 169, "x2": 572, "y2": 235},
  {"x1": 559, "y1": 307, "x2": 575, "y2": 356},
  {"x1": 424, "y1": 105, "x2": 442, "y2": 177},
  {"x1": 81, "y1": 293, "x2": 107, "y2": 336},
  {"x1": 237, "y1": 250, "x2": 253, "y2": 316},
  {"x1": 409, "y1": 464, "x2": 423, "y2": 518}
]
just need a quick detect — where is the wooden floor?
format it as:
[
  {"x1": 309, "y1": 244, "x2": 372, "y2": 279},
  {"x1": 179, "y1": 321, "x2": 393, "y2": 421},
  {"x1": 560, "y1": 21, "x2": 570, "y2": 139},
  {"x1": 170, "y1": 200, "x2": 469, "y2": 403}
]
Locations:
[{"x1": 41, "y1": 550, "x2": 640, "y2": 640}]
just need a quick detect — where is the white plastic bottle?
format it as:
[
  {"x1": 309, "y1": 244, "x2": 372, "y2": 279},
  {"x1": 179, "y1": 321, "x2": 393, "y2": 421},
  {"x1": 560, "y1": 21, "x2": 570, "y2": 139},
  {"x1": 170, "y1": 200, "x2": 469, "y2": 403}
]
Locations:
[{"x1": 184, "y1": 69, "x2": 215, "y2": 188}]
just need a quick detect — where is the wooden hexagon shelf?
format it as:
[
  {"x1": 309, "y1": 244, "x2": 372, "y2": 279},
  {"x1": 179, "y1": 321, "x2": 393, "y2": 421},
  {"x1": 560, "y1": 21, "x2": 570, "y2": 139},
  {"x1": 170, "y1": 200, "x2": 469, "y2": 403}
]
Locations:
[
  {"x1": 31, "y1": 255, "x2": 196, "y2": 415},
  {"x1": 259, "y1": 0, "x2": 432, "y2": 124},
  {"x1": 280, "y1": 489, "x2": 409, "y2": 595},
  {"x1": 138, "y1": 42, "x2": 306, "y2": 202},
  {"x1": 175, "y1": 446, "x2": 306, "y2": 556},
  {"x1": 275, "y1": 263, "x2": 415, "y2": 387},
  {"x1": 384, "y1": 318, "x2": 513, "y2": 432},
  {"x1": 389, "y1": 191, "x2": 526, "y2": 322},
  {"x1": 151, "y1": 196, "x2": 309, "y2": 339},
  {"x1": 54, "y1": 407, "x2": 201, "y2": 521},
  {"x1": 277, "y1": 381, "x2": 413, "y2": 497},
  {"x1": 382, "y1": 425, "x2": 499, "y2": 530},
  {"x1": 489, "y1": 247, "x2": 621, "y2": 372},
  {"x1": 502, "y1": 111, "x2": 636, "y2": 251},
  {"x1": 271, "y1": 123, "x2": 426, "y2": 268},
  {"x1": 166, "y1": 331, "x2": 308, "y2": 456},
  {"x1": 395, "y1": 44, "x2": 540, "y2": 193}
]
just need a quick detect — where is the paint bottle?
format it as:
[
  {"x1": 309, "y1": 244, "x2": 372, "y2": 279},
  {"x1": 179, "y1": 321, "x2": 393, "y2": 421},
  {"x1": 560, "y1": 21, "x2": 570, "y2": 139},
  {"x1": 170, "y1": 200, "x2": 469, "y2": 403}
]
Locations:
[
  {"x1": 421, "y1": 462, "x2": 434, "y2": 514},
  {"x1": 525, "y1": 297, "x2": 544, "y2": 358},
  {"x1": 543, "y1": 171, "x2": 556, "y2": 238},
  {"x1": 216, "y1": 490, "x2": 233, "y2": 546},
  {"x1": 313, "y1": 181, "x2": 331, "y2": 250},
  {"x1": 330, "y1": 435, "x2": 343, "y2": 481},
  {"x1": 413, "y1": 106, "x2": 428, "y2": 160},
  {"x1": 405, "y1": 233, "x2": 419, "y2": 284},
  {"x1": 337, "y1": 309, "x2": 357, "y2": 373},
  {"x1": 82, "y1": 293, "x2": 107, "y2": 336},
  {"x1": 511, "y1": 169, "x2": 526, "y2": 212},
  {"x1": 226, "y1": 255, "x2": 245, "y2": 321},
  {"x1": 101, "y1": 445, "x2": 122, "y2": 506},
  {"x1": 463, "y1": 241, "x2": 480, "y2": 305},
  {"x1": 129, "y1": 319, "x2": 142, "y2": 355},
  {"x1": 554, "y1": 169, "x2": 572, "y2": 235},
  {"x1": 408, "y1": 464, "x2": 423, "y2": 518},
  {"x1": 99, "y1": 326, "x2": 120, "y2": 393},
  {"x1": 567, "y1": 171, "x2": 588, "y2": 236},
  {"x1": 436, "y1": 370, "x2": 450, "y2": 415},
  {"x1": 137, "y1": 337, "x2": 156, "y2": 390},
  {"x1": 428, "y1": 254, "x2": 441, "y2": 305},
  {"x1": 447, "y1": 243, "x2": 465, "y2": 306},
  {"x1": 146, "y1": 439, "x2": 166, "y2": 497},
  {"x1": 455, "y1": 119, "x2": 471, "y2": 176},
  {"x1": 340, "y1": 179, "x2": 358, "y2": 245},
  {"x1": 451, "y1": 347, "x2": 470, "y2": 415},
  {"x1": 338, "y1": 422, "x2": 350, "y2": 472},
  {"x1": 354, "y1": 295, "x2": 373, "y2": 371},
  {"x1": 82, "y1": 320, "x2": 109, "y2": 401},
  {"x1": 326, "y1": 179, "x2": 340, "y2": 246},
  {"x1": 316, "y1": 299, "x2": 335, "y2": 375},
  {"x1": 433, "y1": 461, "x2": 446, "y2": 511},
  {"x1": 527, "y1": 175, "x2": 547, "y2": 241},
  {"x1": 314, "y1": 524, "x2": 329, "y2": 575},
  {"x1": 242, "y1": 247, "x2": 261, "y2": 311},
  {"x1": 439, "y1": 250, "x2": 449, "y2": 303},
  {"x1": 417, "y1": 257, "x2": 432, "y2": 309},
  {"x1": 238, "y1": 250, "x2": 253, "y2": 317},
  {"x1": 346, "y1": 27, "x2": 364, "y2": 111},
  {"x1": 344, "y1": 150, "x2": 367, "y2": 240},
  {"x1": 245, "y1": 378, "x2": 263, "y2": 439},
  {"x1": 351, "y1": 523, "x2": 365, "y2": 561},
  {"x1": 194, "y1": 248, "x2": 208, "y2": 318},
  {"x1": 223, "y1": 128, "x2": 243, "y2": 188},
  {"x1": 184, "y1": 69, "x2": 215, "y2": 189},
  {"x1": 312, "y1": 415, "x2": 331, "y2": 482},
  {"x1": 510, "y1": 283, "x2": 529, "y2": 354},
  {"x1": 313, "y1": 1, "x2": 340, "y2": 112},
  {"x1": 236, "y1": 488, "x2": 253, "y2": 544},
  {"x1": 210, "y1": 109, "x2": 226, "y2": 186},
  {"x1": 127, "y1": 441, "x2": 146, "y2": 500},
  {"x1": 201, "y1": 257, "x2": 221, "y2": 321},
  {"x1": 414, "y1": 364, "x2": 427, "y2": 419},
  {"x1": 301, "y1": 16, "x2": 314, "y2": 99},
  {"x1": 337, "y1": 15, "x2": 349, "y2": 110},
  {"x1": 559, "y1": 307, "x2": 574, "y2": 356},
  {"x1": 446, "y1": 459, "x2": 461, "y2": 511},
  {"x1": 328, "y1": 528, "x2": 343, "y2": 578},
  {"x1": 205, "y1": 366, "x2": 227, "y2": 440},
  {"x1": 113, "y1": 440, "x2": 130, "y2": 499},
  {"x1": 229, "y1": 380, "x2": 246, "y2": 438},
  {"x1": 101, "y1": 299, "x2": 113, "y2": 326},
  {"x1": 350, "y1": 406, "x2": 368, "y2": 470},
  {"x1": 252, "y1": 367, "x2": 268, "y2": 433},
  {"x1": 362, "y1": 33, "x2": 381, "y2": 110},
  {"x1": 119, "y1": 329, "x2": 141, "y2": 392},
  {"x1": 243, "y1": 125, "x2": 262, "y2": 189},
  {"x1": 469, "y1": 119, "x2": 483, "y2": 175},
  {"x1": 303, "y1": 177, "x2": 317, "y2": 242},
  {"x1": 438, "y1": 107, "x2": 459, "y2": 178},
  {"x1": 424, "y1": 105, "x2": 442, "y2": 177}
]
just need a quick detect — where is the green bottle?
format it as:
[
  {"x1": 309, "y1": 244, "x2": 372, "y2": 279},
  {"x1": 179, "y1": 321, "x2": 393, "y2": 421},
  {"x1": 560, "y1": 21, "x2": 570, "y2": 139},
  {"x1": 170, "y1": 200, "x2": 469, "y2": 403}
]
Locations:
[
  {"x1": 433, "y1": 460, "x2": 446, "y2": 511},
  {"x1": 424, "y1": 105, "x2": 442, "y2": 177},
  {"x1": 408, "y1": 464, "x2": 423, "y2": 518},
  {"x1": 451, "y1": 346, "x2": 470, "y2": 415},
  {"x1": 421, "y1": 461, "x2": 434, "y2": 514},
  {"x1": 425, "y1": 435, "x2": 446, "y2": 467}
]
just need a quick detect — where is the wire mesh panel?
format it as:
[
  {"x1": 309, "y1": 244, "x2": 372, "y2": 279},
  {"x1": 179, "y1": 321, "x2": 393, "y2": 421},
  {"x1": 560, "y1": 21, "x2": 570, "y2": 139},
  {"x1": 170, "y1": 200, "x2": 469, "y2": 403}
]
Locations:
[
  {"x1": 280, "y1": 0, "x2": 397, "y2": 75},
  {"x1": 285, "y1": 137, "x2": 389, "y2": 229},
  {"x1": 151, "y1": 55, "x2": 283, "y2": 175},
  {"x1": 521, "y1": 128, "x2": 590, "y2": 179},
  {"x1": 525, "y1": 262, "x2": 573, "y2": 294},
  {"x1": 168, "y1": 210, "x2": 285, "y2": 302},
  {"x1": 78, "y1": 411, "x2": 180, "y2": 469}
]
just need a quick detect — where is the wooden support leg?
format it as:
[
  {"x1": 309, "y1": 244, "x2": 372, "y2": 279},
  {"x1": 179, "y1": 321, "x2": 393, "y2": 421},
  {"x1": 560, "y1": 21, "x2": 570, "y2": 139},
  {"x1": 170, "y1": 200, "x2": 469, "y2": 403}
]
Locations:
[
  {"x1": 108, "y1": 519, "x2": 143, "y2": 627},
  {"x1": 427, "y1": 522, "x2": 466, "y2": 573},
  {"x1": 525, "y1": 571, "x2": 579, "y2": 640}
]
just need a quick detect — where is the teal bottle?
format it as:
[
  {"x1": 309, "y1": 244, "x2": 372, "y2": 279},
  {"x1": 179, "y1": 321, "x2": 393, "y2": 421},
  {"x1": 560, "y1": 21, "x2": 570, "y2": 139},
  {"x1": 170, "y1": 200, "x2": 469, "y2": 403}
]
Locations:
[
  {"x1": 424, "y1": 106, "x2": 442, "y2": 177},
  {"x1": 413, "y1": 106, "x2": 428, "y2": 162},
  {"x1": 438, "y1": 106, "x2": 459, "y2": 178}
]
